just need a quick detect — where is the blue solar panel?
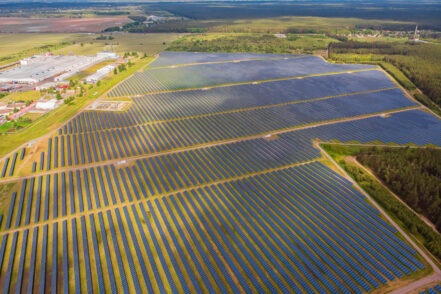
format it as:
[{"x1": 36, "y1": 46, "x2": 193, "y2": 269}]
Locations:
[
  {"x1": 51, "y1": 223, "x2": 58, "y2": 294},
  {"x1": 3, "y1": 232, "x2": 18, "y2": 294},
  {"x1": 15, "y1": 229, "x2": 29, "y2": 294},
  {"x1": 121, "y1": 207, "x2": 154, "y2": 293},
  {"x1": 9, "y1": 152, "x2": 18, "y2": 177},
  {"x1": 114, "y1": 209, "x2": 142, "y2": 294},
  {"x1": 39, "y1": 225, "x2": 48, "y2": 294},
  {"x1": 20, "y1": 148, "x2": 25, "y2": 160},
  {"x1": 26, "y1": 227, "x2": 38, "y2": 294},
  {"x1": 15, "y1": 179, "x2": 27, "y2": 227},
  {"x1": 72, "y1": 219, "x2": 81, "y2": 294},
  {"x1": 47, "y1": 138, "x2": 52, "y2": 171},
  {"x1": 88, "y1": 214, "x2": 105, "y2": 294},
  {"x1": 24, "y1": 177, "x2": 35, "y2": 225},
  {"x1": 97, "y1": 212, "x2": 118, "y2": 293},
  {"x1": 80, "y1": 216, "x2": 93, "y2": 293}
]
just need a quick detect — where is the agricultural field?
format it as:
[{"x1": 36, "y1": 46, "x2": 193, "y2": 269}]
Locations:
[
  {"x1": 54, "y1": 33, "x2": 180, "y2": 56},
  {"x1": 0, "y1": 33, "x2": 179, "y2": 68},
  {"x1": 0, "y1": 17, "x2": 130, "y2": 33},
  {"x1": 1, "y1": 91, "x2": 42, "y2": 103},
  {"x1": 0, "y1": 52, "x2": 441, "y2": 293}
]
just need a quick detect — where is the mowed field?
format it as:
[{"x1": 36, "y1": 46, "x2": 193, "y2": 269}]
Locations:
[
  {"x1": 54, "y1": 33, "x2": 180, "y2": 56},
  {"x1": 0, "y1": 52, "x2": 441, "y2": 293},
  {"x1": 0, "y1": 33, "x2": 180, "y2": 67},
  {"x1": 0, "y1": 34, "x2": 73, "y2": 57}
]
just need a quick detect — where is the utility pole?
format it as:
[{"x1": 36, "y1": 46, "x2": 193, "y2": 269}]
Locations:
[{"x1": 413, "y1": 24, "x2": 418, "y2": 40}]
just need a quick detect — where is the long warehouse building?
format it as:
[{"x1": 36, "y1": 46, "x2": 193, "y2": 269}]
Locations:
[{"x1": 0, "y1": 54, "x2": 114, "y2": 84}]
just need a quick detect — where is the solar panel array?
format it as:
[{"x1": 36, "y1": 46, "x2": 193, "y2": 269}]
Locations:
[
  {"x1": 421, "y1": 285, "x2": 441, "y2": 294},
  {"x1": 1, "y1": 52, "x2": 440, "y2": 293},
  {"x1": 107, "y1": 55, "x2": 376, "y2": 96}
]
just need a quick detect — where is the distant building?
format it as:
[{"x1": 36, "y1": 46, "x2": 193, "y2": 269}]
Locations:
[
  {"x1": 274, "y1": 34, "x2": 287, "y2": 39},
  {"x1": 147, "y1": 15, "x2": 163, "y2": 22},
  {"x1": 65, "y1": 89, "x2": 76, "y2": 96},
  {"x1": 86, "y1": 64, "x2": 116, "y2": 84},
  {"x1": 0, "y1": 109, "x2": 11, "y2": 116},
  {"x1": 8, "y1": 102, "x2": 26, "y2": 109},
  {"x1": 1, "y1": 53, "x2": 116, "y2": 84},
  {"x1": 35, "y1": 99, "x2": 58, "y2": 110},
  {"x1": 97, "y1": 51, "x2": 118, "y2": 60},
  {"x1": 35, "y1": 82, "x2": 57, "y2": 91},
  {"x1": 0, "y1": 84, "x2": 17, "y2": 92}
]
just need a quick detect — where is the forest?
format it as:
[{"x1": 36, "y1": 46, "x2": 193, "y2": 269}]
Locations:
[
  {"x1": 324, "y1": 145, "x2": 441, "y2": 260},
  {"x1": 329, "y1": 41, "x2": 441, "y2": 108},
  {"x1": 358, "y1": 147, "x2": 441, "y2": 231},
  {"x1": 167, "y1": 33, "x2": 335, "y2": 54}
]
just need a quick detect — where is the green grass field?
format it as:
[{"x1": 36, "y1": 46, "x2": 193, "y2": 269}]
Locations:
[
  {"x1": 0, "y1": 33, "x2": 179, "y2": 67},
  {"x1": 0, "y1": 34, "x2": 74, "y2": 57},
  {"x1": 54, "y1": 33, "x2": 180, "y2": 56},
  {"x1": 1, "y1": 91, "x2": 43, "y2": 102}
]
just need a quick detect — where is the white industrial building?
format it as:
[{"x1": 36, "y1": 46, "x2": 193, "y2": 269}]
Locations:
[
  {"x1": 97, "y1": 51, "x2": 118, "y2": 60},
  {"x1": 86, "y1": 64, "x2": 116, "y2": 84},
  {"x1": 35, "y1": 99, "x2": 59, "y2": 110},
  {"x1": 0, "y1": 52, "x2": 119, "y2": 84}
]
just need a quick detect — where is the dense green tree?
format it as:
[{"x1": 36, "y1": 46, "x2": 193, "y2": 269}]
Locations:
[{"x1": 356, "y1": 147, "x2": 441, "y2": 232}]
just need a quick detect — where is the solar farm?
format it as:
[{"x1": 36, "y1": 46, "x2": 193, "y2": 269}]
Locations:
[{"x1": 0, "y1": 52, "x2": 441, "y2": 293}]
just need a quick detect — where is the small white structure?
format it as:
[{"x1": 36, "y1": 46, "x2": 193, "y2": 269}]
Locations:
[
  {"x1": 274, "y1": 34, "x2": 287, "y2": 39},
  {"x1": 97, "y1": 51, "x2": 118, "y2": 60},
  {"x1": 86, "y1": 64, "x2": 116, "y2": 84},
  {"x1": 35, "y1": 82, "x2": 57, "y2": 91},
  {"x1": 35, "y1": 99, "x2": 58, "y2": 110}
]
